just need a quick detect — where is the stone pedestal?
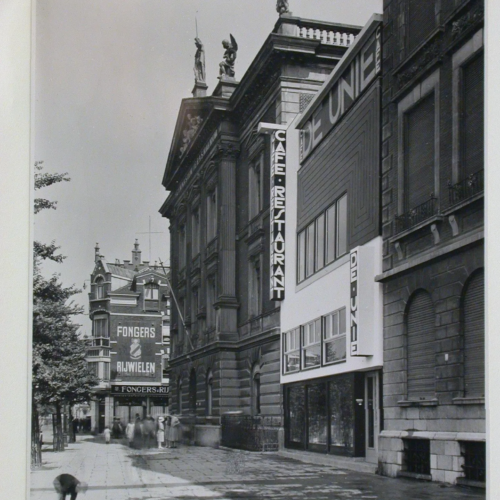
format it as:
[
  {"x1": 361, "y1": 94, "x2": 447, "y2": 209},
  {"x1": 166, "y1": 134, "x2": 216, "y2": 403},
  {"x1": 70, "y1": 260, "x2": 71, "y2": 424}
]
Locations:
[
  {"x1": 192, "y1": 81, "x2": 208, "y2": 98},
  {"x1": 213, "y1": 76, "x2": 239, "y2": 98}
]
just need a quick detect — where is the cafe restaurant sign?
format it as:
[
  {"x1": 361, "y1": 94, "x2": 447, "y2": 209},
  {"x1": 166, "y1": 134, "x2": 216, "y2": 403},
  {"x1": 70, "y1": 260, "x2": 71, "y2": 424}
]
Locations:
[{"x1": 300, "y1": 27, "x2": 381, "y2": 162}]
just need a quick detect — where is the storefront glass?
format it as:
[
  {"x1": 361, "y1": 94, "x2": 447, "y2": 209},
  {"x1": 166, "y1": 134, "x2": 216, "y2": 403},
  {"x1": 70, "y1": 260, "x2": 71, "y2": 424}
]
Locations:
[
  {"x1": 288, "y1": 385, "x2": 305, "y2": 447},
  {"x1": 329, "y1": 376, "x2": 354, "y2": 451},
  {"x1": 307, "y1": 381, "x2": 327, "y2": 447}
]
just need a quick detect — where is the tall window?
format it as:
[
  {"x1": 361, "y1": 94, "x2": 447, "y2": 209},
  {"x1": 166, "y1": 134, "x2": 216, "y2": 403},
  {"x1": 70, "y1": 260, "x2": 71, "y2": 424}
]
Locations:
[
  {"x1": 323, "y1": 308, "x2": 347, "y2": 364},
  {"x1": 206, "y1": 188, "x2": 217, "y2": 242},
  {"x1": 102, "y1": 362, "x2": 110, "y2": 382},
  {"x1": 178, "y1": 224, "x2": 186, "y2": 268},
  {"x1": 88, "y1": 362, "x2": 99, "y2": 378},
  {"x1": 95, "y1": 277, "x2": 105, "y2": 299},
  {"x1": 206, "y1": 370, "x2": 213, "y2": 416},
  {"x1": 249, "y1": 258, "x2": 261, "y2": 318},
  {"x1": 249, "y1": 154, "x2": 263, "y2": 219},
  {"x1": 192, "y1": 207, "x2": 200, "y2": 256},
  {"x1": 144, "y1": 284, "x2": 159, "y2": 311},
  {"x1": 297, "y1": 194, "x2": 347, "y2": 283},
  {"x1": 302, "y1": 318, "x2": 321, "y2": 368},
  {"x1": 461, "y1": 52, "x2": 484, "y2": 179},
  {"x1": 404, "y1": 93, "x2": 436, "y2": 211},
  {"x1": 206, "y1": 276, "x2": 216, "y2": 329},
  {"x1": 463, "y1": 270, "x2": 485, "y2": 398},
  {"x1": 94, "y1": 316, "x2": 108, "y2": 338},
  {"x1": 284, "y1": 328, "x2": 300, "y2": 373},
  {"x1": 407, "y1": 290, "x2": 436, "y2": 400},
  {"x1": 408, "y1": 0, "x2": 435, "y2": 53}
]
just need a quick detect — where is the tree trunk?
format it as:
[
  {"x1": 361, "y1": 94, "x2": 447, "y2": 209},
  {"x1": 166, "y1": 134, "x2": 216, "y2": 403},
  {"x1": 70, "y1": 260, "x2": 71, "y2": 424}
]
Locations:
[
  {"x1": 31, "y1": 396, "x2": 42, "y2": 467},
  {"x1": 53, "y1": 403, "x2": 65, "y2": 452},
  {"x1": 68, "y1": 403, "x2": 75, "y2": 443}
]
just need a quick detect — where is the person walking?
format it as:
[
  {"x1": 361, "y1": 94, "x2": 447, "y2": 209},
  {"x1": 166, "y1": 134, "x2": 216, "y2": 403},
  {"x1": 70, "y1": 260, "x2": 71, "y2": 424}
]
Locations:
[
  {"x1": 132, "y1": 414, "x2": 143, "y2": 449},
  {"x1": 103, "y1": 426, "x2": 111, "y2": 444},
  {"x1": 142, "y1": 414, "x2": 155, "y2": 448},
  {"x1": 53, "y1": 474, "x2": 88, "y2": 500},
  {"x1": 156, "y1": 417, "x2": 165, "y2": 449},
  {"x1": 168, "y1": 414, "x2": 180, "y2": 448},
  {"x1": 125, "y1": 420, "x2": 134, "y2": 447},
  {"x1": 164, "y1": 414, "x2": 171, "y2": 448}
]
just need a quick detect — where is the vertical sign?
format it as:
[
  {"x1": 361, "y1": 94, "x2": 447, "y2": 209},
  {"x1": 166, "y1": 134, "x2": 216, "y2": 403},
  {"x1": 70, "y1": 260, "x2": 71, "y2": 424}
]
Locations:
[
  {"x1": 270, "y1": 129, "x2": 286, "y2": 300},
  {"x1": 350, "y1": 249, "x2": 358, "y2": 355}
]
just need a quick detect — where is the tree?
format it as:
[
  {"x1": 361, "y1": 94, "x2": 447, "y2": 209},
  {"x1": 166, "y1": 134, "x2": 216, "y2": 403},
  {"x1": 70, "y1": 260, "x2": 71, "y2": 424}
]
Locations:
[{"x1": 32, "y1": 162, "x2": 98, "y2": 464}]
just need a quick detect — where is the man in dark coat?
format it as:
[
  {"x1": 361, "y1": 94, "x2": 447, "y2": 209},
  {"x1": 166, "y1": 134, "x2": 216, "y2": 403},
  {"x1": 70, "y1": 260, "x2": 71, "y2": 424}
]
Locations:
[
  {"x1": 53, "y1": 474, "x2": 88, "y2": 500},
  {"x1": 142, "y1": 414, "x2": 155, "y2": 448}
]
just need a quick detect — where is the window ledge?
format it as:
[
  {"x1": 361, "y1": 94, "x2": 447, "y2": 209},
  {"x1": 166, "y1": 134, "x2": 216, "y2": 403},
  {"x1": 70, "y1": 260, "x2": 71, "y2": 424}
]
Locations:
[
  {"x1": 389, "y1": 215, "x2": 445, "y2": 244},
  {"x1": 398, "y1": 399, "x2": 438, "y2": 407},
  {"x1": 453, "y1": 397, "x2": 485, "y2": 406},
  {"x1": 397, "y1": 471, "x2": 432, "y2": 481}
]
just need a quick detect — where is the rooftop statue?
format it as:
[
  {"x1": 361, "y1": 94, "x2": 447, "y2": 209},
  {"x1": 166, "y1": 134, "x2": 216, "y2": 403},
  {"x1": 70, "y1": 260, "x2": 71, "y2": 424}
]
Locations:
[
  {"x1": 219, "y1": 34, "x2": 238, "y2": 79},
  {"x1": 194, "y1": 37, "x2": 206, "y2": 83},
  {"x1": 276, "y1": 0, "x2": 290, "y2": 15}
]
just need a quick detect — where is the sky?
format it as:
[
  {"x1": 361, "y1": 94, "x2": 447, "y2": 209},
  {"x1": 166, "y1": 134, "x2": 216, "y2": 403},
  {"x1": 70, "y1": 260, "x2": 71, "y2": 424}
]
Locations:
[{"x1": 34, "y1": 0, "x2": 383, "y2": 335}]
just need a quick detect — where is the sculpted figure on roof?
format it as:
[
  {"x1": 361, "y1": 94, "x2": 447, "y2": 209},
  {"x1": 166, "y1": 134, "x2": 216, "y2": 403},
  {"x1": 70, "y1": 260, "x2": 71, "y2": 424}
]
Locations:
[
  {"x1": 276, "y1": 0, "x2": 290, "y2": 15},
  {"x1": 194, "y1": 37, "x2": 206, "y2": 83},
  {"x1": 219, "y1": 34, "x2": 238, "y2": 79}
]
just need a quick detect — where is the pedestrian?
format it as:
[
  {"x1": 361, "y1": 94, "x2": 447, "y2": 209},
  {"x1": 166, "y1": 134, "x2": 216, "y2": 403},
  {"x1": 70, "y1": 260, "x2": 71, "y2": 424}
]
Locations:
[
  {"x1": 157, "y1": 416, "x2": 165, "y2": 449},
  {"x1": 125, "y1": 421, "x2": 134, "y2": 447},
  {"x1": 132, "y1": 414, "x2": 143, "y2": 449},
  {"x1": 164, "y1": 414, "x2": 171, "y2": 448},
  {"x1": 72, "y1": 418, "x2": 78, "y2": 438},
  {"x1": 168, "y1": 414, "x2": 180, "y2": 448},
  {"x1": 142, "y1": 414, "x2": 155, "y2": 448},
  {"x1": 103, "y1": 426, "x2": 111, "y2": 444},
  {"x1": 53, "y1": 473, "x2": 88, "y2": 500},
  {"x1": 112, "y1": 419, "x2": 122, "y2": 439}
]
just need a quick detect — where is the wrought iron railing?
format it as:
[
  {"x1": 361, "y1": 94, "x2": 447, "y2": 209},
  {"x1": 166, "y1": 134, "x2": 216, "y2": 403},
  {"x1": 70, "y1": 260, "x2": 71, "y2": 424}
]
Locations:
[
  {"x1": 395, "y1": 197, "x2": 438, "y2": 234},
  {"x1": 448, "y1": 169, "x2": 484, "y2": 206},
  {"x1": 221, "y1": 414, "x2": 282, "y2": 452},
  {"x1": 461, "y1": 441, "x2": 486, "y2": 482},
  {"x1": 404, "y1": 439, "x2": 430, "y2": 475}
]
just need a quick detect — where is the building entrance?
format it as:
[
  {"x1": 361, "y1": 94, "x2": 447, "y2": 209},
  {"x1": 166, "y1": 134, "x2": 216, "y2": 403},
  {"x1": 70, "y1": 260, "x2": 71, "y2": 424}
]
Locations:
[{"x1": 364, "y1": 371, "x2": 380, "y2": 463}]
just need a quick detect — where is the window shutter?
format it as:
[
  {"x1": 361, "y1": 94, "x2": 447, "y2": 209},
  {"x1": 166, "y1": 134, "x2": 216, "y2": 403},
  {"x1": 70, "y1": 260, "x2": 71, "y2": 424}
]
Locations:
[
  {"x1": 408, "y1": 0, "x2": 436, "y2": 53},
  {"x1": 407, "y1": 291, "x2": 435, "y2": 399},
  {"x1": 405, "y1": 93, "x2": 435, "y2": 210},
  {"x1": 464, "y1": 270, "x2": 485, "y2": 397},
  {"x1": 462, "y1": 52, "x2": 484, "y2": 178}
]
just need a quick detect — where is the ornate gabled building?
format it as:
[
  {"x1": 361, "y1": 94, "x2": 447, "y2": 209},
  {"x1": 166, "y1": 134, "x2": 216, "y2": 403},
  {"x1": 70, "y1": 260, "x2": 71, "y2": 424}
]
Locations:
[
  {"x1": 377, "y1": 0, "x2": 485, "y2": 486},
  {"x1": 160, "y1": 13, "x2": 361, "y2": 448},
  {"x1": 87, "y1": 241, "x2": 171, "y2": 433}
]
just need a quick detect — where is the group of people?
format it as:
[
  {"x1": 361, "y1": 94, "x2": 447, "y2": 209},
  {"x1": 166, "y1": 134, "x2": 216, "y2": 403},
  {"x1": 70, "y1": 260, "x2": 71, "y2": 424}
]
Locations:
[{"x1": 123, "y1": 413, "x2": 180, "y2": 449}]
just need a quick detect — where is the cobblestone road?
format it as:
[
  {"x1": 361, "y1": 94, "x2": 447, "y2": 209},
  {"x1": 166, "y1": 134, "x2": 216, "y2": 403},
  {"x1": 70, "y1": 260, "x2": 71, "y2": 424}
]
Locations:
[{"x1": 31, "y1": 436, "x2": 485, "y2": 500}]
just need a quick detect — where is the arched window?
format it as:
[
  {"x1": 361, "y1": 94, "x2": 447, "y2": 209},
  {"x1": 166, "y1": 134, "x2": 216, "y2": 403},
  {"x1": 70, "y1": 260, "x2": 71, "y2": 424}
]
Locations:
[
  {"x1": 252, "y1": 364, "x2": 261, "y2": 416},
  {"x1": 189, "y1": 369, "x2": 197, "y2": 414},
  {"x1": 463, "y1": 270, "x2": 485, "y2": 397},
  {"x1": 406, "y1": 290, "x2": 435, "y2": 400},
  {"x1": 95, "y1": 277, "x2": 105, "y2": 299},
  {"x1": 177, "y1": 377, "x2": 183, "y2": 414},
  {"x1": 206, "y1": 370, "x2": 213, "y2": 417}
]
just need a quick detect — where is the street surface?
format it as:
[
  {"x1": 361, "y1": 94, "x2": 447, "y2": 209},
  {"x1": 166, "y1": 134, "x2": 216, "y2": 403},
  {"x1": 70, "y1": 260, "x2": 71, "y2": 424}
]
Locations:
[{"x1": 31, "y1": 435, "x2": 485, "y2": 500}]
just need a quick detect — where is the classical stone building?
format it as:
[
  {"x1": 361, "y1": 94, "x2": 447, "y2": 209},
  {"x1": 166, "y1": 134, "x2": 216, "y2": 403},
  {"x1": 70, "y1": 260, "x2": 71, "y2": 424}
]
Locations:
[
  {"x1": 377, "y1": 0, "x2": 484, "y2": 486},
  {"x1": 160, "y1": 13, "x2": 360, "y2": 448},
  {"x1": 87, "y1": 241, "x2": 171, "y2": 433}
]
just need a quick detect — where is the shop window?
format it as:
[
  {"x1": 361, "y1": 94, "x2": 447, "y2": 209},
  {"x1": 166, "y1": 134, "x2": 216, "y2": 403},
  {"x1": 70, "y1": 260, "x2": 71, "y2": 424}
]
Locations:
[
  {"x1": 323, "y1": 308, "x2": 347, "y2": 364},
  {"x1": 462, "y1": 270, "x2": 485, "y2": 398},
  {"x1": 297, "y1": 194, "x2": 347, "y2": 283},
  {"x1": 249, "y1": 153, "x2": 263, "y2": 219},
  {"x1": 287, "y1": 385, "x2": 305, "y2": 448},
  {"x1": 403, "y1": 438, "x2": 430, "y2": 475},
  {"x1": 144, "y1": 284, "x2": 159, "y2": 311},
  {"x1": 191, "y1": 207, "x2": 200, "y2": 257},
  {"x1": 206, "y1": 188, "x2": 217, "y2": 242},
  {"x1": 206, "y1": 370, "x2": 213, "y2": 416},
  {"x1": 329, "y1": 376, "x2": 354, "y2": 450},
  {"x1": 307, "y1": 382, "x2": 327, "y2": 448},
  {"x1": 95, "y1": 277, "x2": 105, "y2": 299},
  {"x1": 302, "y1": 318, "x2": 321, "y2": 369},
  {"x1": 283, "y1": 328, "x2": 300, "y2": 373},
  {"x1": 406, "y1": 290, "x2": 436, "y2": 400},
  {"x1": 248, "y1": 258, "x2": 261, "y2": 318}
]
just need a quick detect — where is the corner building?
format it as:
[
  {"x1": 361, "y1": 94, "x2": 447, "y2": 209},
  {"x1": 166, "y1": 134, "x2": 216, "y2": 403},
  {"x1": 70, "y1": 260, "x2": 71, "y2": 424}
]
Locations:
[
  {"x1": 280, "y1": 16, "x2": 383, "y2": 462},
  {"x1": 87, "y1": 242, "x2": 171, "y2": 433},
  {"x1": 377, "y1": 0, "x2": 485, "y2": 486},
  {"x1": 160, "y1": 14, "x2": 361, "y2": 448}
]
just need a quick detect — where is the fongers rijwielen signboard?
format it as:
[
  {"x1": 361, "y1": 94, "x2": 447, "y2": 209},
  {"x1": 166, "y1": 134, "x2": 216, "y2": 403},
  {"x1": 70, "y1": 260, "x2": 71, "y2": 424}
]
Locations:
[
  {"x1": 111, "y1": 318, "x2": 162, "y2": 383},
  {"x1": 299, "y1": 27, "x2": 381, "y2": 162}
]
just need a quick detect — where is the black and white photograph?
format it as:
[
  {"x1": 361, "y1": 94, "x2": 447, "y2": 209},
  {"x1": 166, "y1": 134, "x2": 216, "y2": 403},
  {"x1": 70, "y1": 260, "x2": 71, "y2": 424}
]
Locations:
[{"x1": 0, "y1": 0, "x2": 496, "y2": 498}]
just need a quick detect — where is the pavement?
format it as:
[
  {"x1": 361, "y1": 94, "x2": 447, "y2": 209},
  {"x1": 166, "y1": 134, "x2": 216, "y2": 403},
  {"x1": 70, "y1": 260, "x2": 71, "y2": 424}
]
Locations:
[{"x1": 31, "y1": 435, "x2": 485, "y2": 500}]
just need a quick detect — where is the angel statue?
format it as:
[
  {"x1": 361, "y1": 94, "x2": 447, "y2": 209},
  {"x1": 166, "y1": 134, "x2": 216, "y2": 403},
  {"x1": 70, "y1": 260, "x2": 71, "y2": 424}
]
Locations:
[
  {"x1": 219, "y1": 34, "x2": 238, "y2": 79},
  {"x1": 194, "y1": 37, "x2": 206, "y2": 83},
  {"x1": 276, "y1": 0, "x2": 290, "y2": 15}
]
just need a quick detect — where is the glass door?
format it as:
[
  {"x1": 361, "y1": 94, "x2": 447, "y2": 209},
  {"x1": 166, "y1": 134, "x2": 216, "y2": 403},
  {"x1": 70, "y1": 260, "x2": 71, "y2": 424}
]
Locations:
[{"x1": 364, "y1": 372, "x2": 379, "y2": 463}]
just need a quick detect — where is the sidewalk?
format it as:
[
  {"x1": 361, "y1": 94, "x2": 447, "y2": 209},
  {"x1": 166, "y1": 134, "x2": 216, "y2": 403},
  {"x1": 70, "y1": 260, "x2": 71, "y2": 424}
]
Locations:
[{"x1": 31, "y1": 436, "x2": 485, "y2": 500}]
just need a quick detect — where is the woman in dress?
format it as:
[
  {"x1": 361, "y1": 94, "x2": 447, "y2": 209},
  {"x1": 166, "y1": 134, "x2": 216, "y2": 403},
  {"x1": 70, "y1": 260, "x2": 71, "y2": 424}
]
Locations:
[
  {"x1": 168, "y1": 414, "x2": 180, "y2": 448},
  {"x1": 164, "y1": 415, "x2": 171, "y2": 448},
  {"x1": 156, "y1": 417, "x2": 165, "y2": 449}
]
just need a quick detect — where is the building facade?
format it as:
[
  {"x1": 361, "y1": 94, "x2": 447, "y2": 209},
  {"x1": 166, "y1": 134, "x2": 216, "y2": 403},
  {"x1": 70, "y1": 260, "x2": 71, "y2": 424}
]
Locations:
[
  {"x1": 280, "y1": 16, "x2": 383, "y2": 462},
  {"x1": 87, "y1": 241, "x2": 171, "y2": 433},
  {"x1": 377, "y1": 0, "x2": 485, "y2": 486},
  {"x1": 160, "y1": 13, "x2": 361, "y2": 448}
]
